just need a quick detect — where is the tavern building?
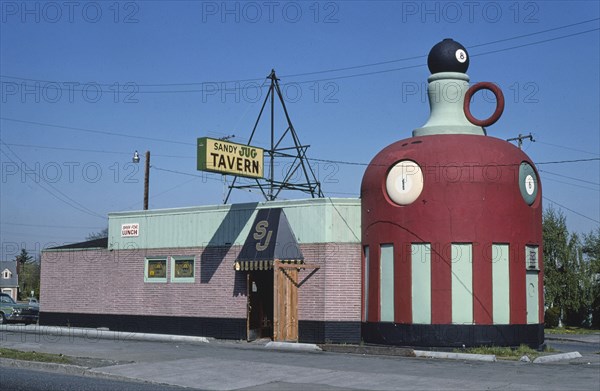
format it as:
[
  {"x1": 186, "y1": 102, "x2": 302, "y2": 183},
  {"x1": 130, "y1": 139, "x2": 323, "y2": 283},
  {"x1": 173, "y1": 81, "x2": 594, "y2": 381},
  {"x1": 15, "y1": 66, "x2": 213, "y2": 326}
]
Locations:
[{"x1": 40, "y1": 40, "x2": 544, "y2": 348}]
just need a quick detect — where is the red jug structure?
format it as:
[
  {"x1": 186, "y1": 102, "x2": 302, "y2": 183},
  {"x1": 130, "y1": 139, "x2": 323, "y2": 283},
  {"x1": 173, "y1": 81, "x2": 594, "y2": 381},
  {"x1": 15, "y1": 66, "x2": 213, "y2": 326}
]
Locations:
[{"x1": 361, "y1": 39, "x2": 544, "y2": 348}]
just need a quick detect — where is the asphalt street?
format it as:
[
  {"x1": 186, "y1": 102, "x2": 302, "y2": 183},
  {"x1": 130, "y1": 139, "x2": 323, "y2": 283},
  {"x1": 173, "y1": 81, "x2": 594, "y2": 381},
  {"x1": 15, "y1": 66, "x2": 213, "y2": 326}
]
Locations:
[
  {"x1": 1, "y1": 327, "x2": 599, "y2": 390},
  {"x1": 0, "y1": 366, "x2": 189, "y2": 391}
]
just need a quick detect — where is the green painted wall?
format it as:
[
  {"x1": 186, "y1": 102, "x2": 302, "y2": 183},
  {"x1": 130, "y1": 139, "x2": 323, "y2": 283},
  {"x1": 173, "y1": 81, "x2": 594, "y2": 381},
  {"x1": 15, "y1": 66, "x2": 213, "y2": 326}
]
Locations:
[
  {"x1": 526, "y1": 272, "x2": 539, "y2": 324},
  {"x1": 492, "y1": 244, "x2": 510, "y2": 325},
  {"x1": 451, "y1": 243, "x2": 473, "y2": 325},
  {"x1": 411, "y1": 243, "x2": 431, "y2": 324},
  {"x1": 380, "y1": 244, "x2": 394, "y2": 322},
  {"x1": 108, "y1": 198, "x2": 361, "y2": 250},
  {"x1": 363, "y1": 246, "x2": 369, "y2": 321}
]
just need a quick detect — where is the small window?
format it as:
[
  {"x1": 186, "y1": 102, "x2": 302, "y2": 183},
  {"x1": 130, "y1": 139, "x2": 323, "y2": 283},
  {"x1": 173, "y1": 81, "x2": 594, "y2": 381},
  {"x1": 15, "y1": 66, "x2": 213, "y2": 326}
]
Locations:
[
  {"x1": 171, "y1": 257, "x2": 195, "y2": 283},
  {"x1": 2, "y1": 269, "x2": 11, "y2": 279},
  {"x1": 145, "y1": 257, "x2": 167, "y2": 283}
]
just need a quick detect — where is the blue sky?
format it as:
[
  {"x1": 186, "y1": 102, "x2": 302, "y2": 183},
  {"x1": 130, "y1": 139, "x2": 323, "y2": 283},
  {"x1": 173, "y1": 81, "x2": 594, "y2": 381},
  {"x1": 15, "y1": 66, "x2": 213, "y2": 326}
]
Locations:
[{"x1": 1, "y1": 0, "x2": 599, "y2": 258}]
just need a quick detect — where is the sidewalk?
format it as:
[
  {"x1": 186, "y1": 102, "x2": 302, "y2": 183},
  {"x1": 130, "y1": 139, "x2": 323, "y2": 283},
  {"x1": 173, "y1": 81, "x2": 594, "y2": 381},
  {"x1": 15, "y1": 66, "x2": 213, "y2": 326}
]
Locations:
[{"x1": 1, "y1": 324, "x2": 599, "y2": 390}]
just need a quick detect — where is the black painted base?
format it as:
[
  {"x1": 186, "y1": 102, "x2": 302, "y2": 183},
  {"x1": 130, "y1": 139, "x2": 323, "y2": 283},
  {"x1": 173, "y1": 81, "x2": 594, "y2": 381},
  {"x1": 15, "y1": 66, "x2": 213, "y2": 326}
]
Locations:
[
  {"x1": 299, "y1": 320, "x2": 361, "y2": 344},
  {"x1": 39, "y1": 312, "x2": 362, "y2": 344},
  {"x1": 40, "y1": 312, "x2": 247, "y2": 340},
  {"x1": 362, "y1": 322, "x2": 545, "y2": 348}
]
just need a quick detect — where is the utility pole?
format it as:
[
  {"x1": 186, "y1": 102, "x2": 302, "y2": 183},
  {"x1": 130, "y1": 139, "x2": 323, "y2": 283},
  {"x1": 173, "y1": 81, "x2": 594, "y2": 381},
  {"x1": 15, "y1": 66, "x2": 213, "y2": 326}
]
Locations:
[
  {"x1": 507, "y1": 133, "x2": 535, "y2": 149},
  {"x1": 143, "y1": 151, "x2": 150, "y2": 210},
  {"x1": 133, "y1": 150, "x2": 151, "y2": 210}
]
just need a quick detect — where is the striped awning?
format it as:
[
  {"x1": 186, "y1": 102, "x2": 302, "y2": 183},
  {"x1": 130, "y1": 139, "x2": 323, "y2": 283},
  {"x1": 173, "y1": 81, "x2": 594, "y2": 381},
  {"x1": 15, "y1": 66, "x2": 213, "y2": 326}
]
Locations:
[{"x1": 234, "y1": 259, "x2": 304, "y2": 271}]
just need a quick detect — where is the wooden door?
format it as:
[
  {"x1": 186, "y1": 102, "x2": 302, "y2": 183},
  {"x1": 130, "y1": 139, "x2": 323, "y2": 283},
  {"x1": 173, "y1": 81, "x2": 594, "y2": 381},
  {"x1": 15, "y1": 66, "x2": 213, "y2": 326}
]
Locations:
[{"x1": 273, "y1": 263, "x2": 298, "y2": 342}]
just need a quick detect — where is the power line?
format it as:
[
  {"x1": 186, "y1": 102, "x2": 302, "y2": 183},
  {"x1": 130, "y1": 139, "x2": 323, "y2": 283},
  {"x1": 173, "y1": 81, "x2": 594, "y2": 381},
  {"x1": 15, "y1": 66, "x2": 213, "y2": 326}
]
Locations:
[
  {"x1": 467, "y1": 18, "x2": 599, "y2": 48},
  {"x1": 2, "y1": 142, "x2": 195, "y2": 158},
  {"x1": 0, "y1": 118, "x2": 194, "y2": 146},
  {"x1": 0, "y1": 142, "x2": 106, "y2": 220},
  {"x1": 2, "y1": 18, "x2": 597, "y2": 85},
  {"x1": 1, "y1": 19, "x2": 598, "y2": 91},
  {"x1": 536, "y1": 140, "x2": 600, "y2": 156},
  {"x1": 292, "y1": 27, "x2": 600, "y2": 86},
  {"x1": 539, "y1": 169, "x2": 600, "y2": 186},
  {"x1": 282, "y1": 17, "x2": 600, "y2": 79},
  {"x1": 541, "y1": 177, "x2": 599, "y2": 192},
  {"x1": 19, "y1": 23, "x2": 594, "y2": 94},
  {"x1": 122, "y1": 176, "x2": 200, "y2": 210},
  {"x1": 0, "y1": 222, "x2": 105, "y2": 230},
  {"x1": 152, "y1": 165, "x2": 223, "y2": 182},
  {"x1": 536, "y1": 158, "x2": 600, "y2": 165},
  {"x1": 307, "y1": 156, "x2": 600, "y2": 168},
  {"x1": 3, "y1": 117, "x2": 599, "y2": 169},
  {"x1": 0, "y1": 230, "x2": 83, "y2": 241},
  {"x1": 543, "y1": 196, "x2": 600, "y2": 224},
  {"x1": 470, "y1": 28, "x2": 600, "y2": 59}
]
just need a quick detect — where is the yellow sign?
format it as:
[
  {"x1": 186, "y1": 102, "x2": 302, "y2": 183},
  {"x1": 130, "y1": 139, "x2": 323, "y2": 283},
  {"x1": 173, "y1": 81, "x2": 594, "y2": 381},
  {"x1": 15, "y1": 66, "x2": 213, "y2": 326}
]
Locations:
[{"x1": 197, "y1": 137, "x2": 264, "y2": 178}]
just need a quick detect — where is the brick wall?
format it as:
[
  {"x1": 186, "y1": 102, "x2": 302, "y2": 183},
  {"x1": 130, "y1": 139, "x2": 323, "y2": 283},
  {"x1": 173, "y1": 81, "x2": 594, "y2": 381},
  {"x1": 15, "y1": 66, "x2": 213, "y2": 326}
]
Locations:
[
  {"x1": 298, "y1": 243, "x2": 361, "y2": 322},
  {"x1": 41, "y1": 243, "x2": 361, "y2": 322}
]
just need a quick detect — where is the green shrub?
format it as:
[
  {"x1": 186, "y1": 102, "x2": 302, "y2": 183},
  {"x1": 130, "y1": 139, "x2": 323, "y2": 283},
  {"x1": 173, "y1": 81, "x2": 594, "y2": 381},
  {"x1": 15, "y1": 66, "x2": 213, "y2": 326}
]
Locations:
[{"x1": 545, "y1": 307, "x2": 560, "y2": 328}]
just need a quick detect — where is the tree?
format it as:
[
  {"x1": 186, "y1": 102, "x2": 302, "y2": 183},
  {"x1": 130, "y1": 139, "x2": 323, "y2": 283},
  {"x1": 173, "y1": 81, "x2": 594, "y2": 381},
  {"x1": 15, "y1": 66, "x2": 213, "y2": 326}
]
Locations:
[
  {"x1": 582, "y1": 227, "x2": 600, "y2": 264},
  {"x1": 582, "y1": 228, "x2": 600, "y2": 327},
  {"x1": 13, "y1": 249, "x2": 35, "y2": 300},
  {"x1": 86, "y1": 227, "x2": 108, "y2": 240},
  {"x1": 542, "y1": 208, "x2": 589, "y2": 326},
  {"x1": 14, "y1": 248, "x2": 33, "y2": 277}
]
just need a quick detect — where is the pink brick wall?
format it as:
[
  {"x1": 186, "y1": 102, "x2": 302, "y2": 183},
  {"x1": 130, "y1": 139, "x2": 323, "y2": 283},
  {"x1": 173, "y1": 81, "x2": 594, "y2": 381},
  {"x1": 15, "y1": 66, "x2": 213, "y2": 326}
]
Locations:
[
  {"x1": 41, "y1": 243, "x2": 361, "y2": 322},
  {"x1": 297, "y1": 243, "x2": 361, "y2": 322}
]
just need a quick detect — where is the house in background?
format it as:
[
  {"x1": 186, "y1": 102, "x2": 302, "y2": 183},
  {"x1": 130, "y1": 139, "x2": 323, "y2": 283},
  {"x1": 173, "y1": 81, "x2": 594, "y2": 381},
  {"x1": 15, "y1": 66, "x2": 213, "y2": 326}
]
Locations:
[{"x1": 0, "y1": 261, "x2": 18, "y2": 300}]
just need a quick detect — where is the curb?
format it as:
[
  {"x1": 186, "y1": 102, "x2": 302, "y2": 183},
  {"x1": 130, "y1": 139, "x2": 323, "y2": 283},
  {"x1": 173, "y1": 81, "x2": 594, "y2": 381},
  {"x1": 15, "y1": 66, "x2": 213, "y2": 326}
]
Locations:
[
  {"x1": 532, "y1": 351, "x2": 583, "y2": 363},
  {"x1": 413, "y1": 350, "x2": 497, "y2": 362},
  {"x1": 319, "y1": 344, "x2": 415, "y2": 357},
  {"x1": 0, "y1": 357, "x2": 88, "y2": 376},
  {"x1": 265, "y1": 341, "x2": 322, "y2": 352},
  {"x1": 0, "y1": 325, "x2": 211, "y2": 344},
  {"x1": 0, "y1": 357, "x2": 176, "y2": 387},
  {"x1": 545, "y1": 335, "x2": 600, "y2": 344}
]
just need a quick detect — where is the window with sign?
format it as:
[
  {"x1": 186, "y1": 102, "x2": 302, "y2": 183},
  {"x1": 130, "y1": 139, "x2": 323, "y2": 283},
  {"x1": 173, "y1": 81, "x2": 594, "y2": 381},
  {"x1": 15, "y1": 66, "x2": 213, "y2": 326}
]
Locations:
[
  {"x1": 525, "y1": 245, "x2": 539, "y2": 271},
  {"x1": 171, "y1": 257, "x2": 195, "y2": 283},
  {"x1": 145, "y1": 257, "x2": 167, "y2": 282}
]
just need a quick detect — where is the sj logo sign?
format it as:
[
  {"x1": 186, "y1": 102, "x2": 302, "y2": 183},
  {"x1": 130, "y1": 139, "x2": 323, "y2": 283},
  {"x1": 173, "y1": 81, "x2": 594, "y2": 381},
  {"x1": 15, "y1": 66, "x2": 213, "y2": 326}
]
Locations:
[{"x1": 253, "y1": 220, "x2": 273, "y2": 251}]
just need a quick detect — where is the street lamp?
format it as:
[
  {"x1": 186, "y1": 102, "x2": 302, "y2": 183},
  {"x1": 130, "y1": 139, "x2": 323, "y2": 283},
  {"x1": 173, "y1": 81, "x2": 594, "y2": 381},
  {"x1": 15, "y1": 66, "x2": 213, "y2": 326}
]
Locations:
[{"x1": 132, "y1": 150, "x2": 150, "y2": 210}]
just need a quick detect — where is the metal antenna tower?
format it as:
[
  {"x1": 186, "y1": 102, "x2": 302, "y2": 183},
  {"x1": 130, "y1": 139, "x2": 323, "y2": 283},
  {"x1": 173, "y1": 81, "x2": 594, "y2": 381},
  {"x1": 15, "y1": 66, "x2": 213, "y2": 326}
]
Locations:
[{"x1": 225, "y1": 69, "x2": 324, "y2": 203}]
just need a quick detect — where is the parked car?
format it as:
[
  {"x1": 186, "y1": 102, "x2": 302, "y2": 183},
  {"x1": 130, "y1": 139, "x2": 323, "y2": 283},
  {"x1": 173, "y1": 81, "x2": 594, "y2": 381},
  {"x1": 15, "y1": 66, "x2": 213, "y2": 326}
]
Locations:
[
  {"x1": 27, "y1": 297, "x2": 39, "y2": 307},
  {"x1": 0, "y1": 293, "x2": 39, "y2": 325}
]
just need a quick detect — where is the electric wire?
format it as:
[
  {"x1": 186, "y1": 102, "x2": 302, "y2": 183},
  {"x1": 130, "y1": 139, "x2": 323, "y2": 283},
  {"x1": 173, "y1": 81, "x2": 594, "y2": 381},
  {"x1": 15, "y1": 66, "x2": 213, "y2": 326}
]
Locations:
[
  {"x1": 152, "y1": 165, "x2": 223, "y2": 182},
  {"x1": 538, "y1": 169, "x2": 600, "y2": 186},
  {"x1": 122, "y1": 176, "x2": 201, "y2": 210},
  {"x1": 0, "y1": 142, "x2": 106, "y2": 220},
  {"x1": 541, "y1": 177, "x2": 600, "y2": 192},
  {"x1": 1, "y1": 19, "x2": 598, "y2": 91},
  {"x1": 2, "y1": 142, "x2": 195, "y2": 158},
  {"x1": 543, "y1": 196, "x2": 600, "y2": 224},
  {"x1": 2, "y1": 18, "x2": 598, "y2": 228},
  {"x1": 16, "y1": 22, "x2": 594, "y2": 95},
  {"x1": 536, "y1": 141, "x2": 600, "y2": 156},
  {"x1": 0, "y1": 118, "x2": 195, "y2": 146},
  {"x1": 0, "y1": 222, "x2": 106, "y2": 229},
  {"x1": 3, "y1": 117, "x2": 599, "y2": 169}
]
